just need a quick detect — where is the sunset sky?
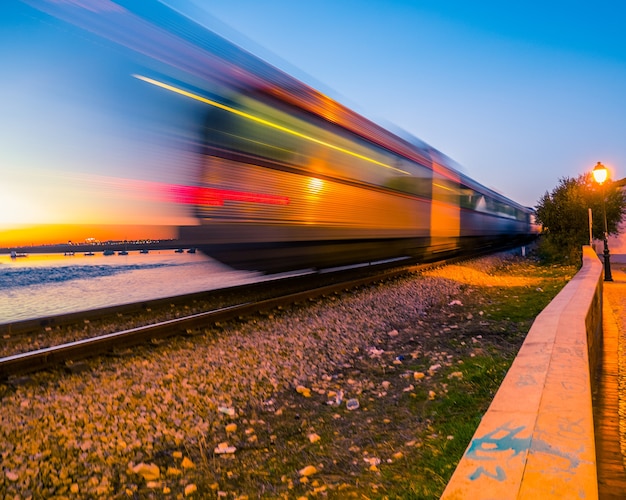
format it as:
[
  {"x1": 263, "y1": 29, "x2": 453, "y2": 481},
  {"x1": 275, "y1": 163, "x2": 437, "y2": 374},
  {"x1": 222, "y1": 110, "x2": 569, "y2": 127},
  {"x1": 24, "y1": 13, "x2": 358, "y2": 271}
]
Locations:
[{"x1": 2, "y1": 0, "x2": 625, "y2": 246}]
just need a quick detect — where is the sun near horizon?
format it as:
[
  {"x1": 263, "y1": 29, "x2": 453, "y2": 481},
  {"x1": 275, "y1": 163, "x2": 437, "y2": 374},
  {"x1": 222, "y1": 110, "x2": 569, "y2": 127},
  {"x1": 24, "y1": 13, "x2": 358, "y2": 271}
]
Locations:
[{"x1": 0, "y1": 224, "x2": 180, "y2": 248}]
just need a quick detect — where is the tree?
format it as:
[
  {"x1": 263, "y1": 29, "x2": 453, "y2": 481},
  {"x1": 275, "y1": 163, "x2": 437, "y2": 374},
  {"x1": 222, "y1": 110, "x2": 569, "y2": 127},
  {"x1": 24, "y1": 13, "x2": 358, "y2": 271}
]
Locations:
[{"x1": 534, "y1": 173, "x2": 626, "y2": 263}]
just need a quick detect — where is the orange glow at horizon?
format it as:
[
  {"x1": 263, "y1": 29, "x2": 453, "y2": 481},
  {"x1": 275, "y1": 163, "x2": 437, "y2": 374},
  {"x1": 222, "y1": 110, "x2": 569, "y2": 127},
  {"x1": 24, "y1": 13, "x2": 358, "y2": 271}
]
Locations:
[{"x1": 0, "y1": 224, "x2": 180, "y2": 248}]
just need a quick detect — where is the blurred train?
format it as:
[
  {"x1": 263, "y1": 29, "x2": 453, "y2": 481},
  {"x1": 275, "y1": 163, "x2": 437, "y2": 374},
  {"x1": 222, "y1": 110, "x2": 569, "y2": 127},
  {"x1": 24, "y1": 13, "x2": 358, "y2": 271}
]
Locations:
[
  {"x1": 22, "y1": 0, "x2": 537, "y2": 272},
  {"x1": 180, "y1": 121, "x2": 537, "y2": 271},
  {"x1": 177, "y1": 74, "x2": 537, "y2": 271}
]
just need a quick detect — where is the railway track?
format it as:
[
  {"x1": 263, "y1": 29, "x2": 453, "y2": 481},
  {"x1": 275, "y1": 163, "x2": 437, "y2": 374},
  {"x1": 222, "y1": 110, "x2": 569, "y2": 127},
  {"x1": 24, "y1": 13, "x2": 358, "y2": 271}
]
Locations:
[
  {"x1": 0, "y1": 245, "x2": 522, "y2": 379},
  {"x1": 0, "y1": 258, "x2": 419, "y2": 379}
]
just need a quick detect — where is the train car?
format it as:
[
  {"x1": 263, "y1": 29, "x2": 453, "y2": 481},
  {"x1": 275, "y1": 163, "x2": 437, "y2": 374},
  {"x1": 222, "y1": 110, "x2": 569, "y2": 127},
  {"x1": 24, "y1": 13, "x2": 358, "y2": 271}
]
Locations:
[{"x1": 178, "y1": 81, "x2": 536, "y2": 272}]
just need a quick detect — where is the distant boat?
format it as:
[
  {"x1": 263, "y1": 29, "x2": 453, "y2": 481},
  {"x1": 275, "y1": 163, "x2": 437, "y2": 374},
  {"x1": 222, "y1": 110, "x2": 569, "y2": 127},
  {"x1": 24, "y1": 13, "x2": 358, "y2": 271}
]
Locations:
[
  {"x1": 118, "y1": 250, "x2": 129, "y2": 256},
  {"x1": 139, "y1": 249, "x2": 149, "y2": 254},
  {"x1": 84, "y1": 252, "x2": 95, "y2": 256},
  {"x1": 64, "y1": 251, "x2": 75, "y2": 256},
  {"x1": 103, "y1": 249, "x2": 115, "y2": 256},
  {"x1": 175, "y1": 248, "x2": 184, "y2": 253},
  {"x1": 187, "y1": 247, "x2": 197, "y2": 254},
  {"x1": 10, "y1": 251, "x2": 27, "y2": 259}
]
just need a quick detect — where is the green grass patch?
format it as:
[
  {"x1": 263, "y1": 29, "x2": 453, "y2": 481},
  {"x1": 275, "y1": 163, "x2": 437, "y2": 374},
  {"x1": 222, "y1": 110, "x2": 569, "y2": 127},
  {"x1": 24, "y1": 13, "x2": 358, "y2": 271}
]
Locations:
[
  {"x1": 478, "y1": 264, "x2": 577, "y2": 324},
  {"x1": 376, "y1": 353, "x2": 515, "y2": 499}
]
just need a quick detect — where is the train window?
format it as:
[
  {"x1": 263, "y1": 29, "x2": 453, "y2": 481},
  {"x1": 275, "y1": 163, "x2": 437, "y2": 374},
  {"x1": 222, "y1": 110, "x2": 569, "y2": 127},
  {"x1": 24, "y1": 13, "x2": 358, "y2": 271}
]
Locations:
[
  {"x1": 479, "y1": 196, "x2": 520, "y2": 220},
  {"x1": 385, "y1": 171, "x2": 432, "y2": 198},
  {"x1": 205, "y1": 91, "x2": 429, "y2": 189},
  {"x1": 204, "y1": 103, "x2": 299, "y2": 165},
  {"x1": 459, "y1": 184, "x2": 482, "y2": 209},
  {"x1": 459, "y1": 180, "x2": 530, "y2": 221},
  {"x1": 204, "y1": 92, "x2": 432, "y2": 193},
  {"x1": 432, "y1": 173, "x2": 460, "y2": 205}
]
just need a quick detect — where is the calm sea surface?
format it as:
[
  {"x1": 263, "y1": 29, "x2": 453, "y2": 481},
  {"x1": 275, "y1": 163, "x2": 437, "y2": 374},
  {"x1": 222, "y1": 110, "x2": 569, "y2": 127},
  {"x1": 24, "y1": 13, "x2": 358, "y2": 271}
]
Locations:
[{"x1": 0, "y1": 251, "x2": 263, "y2": 323}]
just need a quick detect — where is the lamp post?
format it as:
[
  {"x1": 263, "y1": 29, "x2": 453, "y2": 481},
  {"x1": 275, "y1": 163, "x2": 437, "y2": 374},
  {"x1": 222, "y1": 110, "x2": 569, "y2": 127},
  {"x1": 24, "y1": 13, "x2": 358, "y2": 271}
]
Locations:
[{"x1": 592, "y1": 161, "x2": 613, "y2": 281}]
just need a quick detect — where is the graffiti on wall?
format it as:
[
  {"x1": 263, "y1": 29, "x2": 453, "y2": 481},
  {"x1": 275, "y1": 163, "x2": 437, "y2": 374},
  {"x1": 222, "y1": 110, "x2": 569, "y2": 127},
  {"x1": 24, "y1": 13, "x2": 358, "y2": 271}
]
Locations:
[{"x1": 465, "y1": 422, "x2": 584, "y2": 482}]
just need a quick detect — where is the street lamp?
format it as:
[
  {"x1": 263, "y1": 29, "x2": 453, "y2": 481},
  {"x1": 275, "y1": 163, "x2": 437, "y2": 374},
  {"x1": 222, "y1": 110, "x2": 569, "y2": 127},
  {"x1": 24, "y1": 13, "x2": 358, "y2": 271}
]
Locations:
[{"x1": 592, "y1": 161, "x2": 613, "y2": 281}]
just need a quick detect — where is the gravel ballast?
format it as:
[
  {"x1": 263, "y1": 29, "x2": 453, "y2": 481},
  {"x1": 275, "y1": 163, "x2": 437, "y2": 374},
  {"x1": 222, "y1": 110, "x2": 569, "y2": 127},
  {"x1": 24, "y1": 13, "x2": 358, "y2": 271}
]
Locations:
[{"x1": 0, "y1": 253, "x2": 556, "y2": 498}]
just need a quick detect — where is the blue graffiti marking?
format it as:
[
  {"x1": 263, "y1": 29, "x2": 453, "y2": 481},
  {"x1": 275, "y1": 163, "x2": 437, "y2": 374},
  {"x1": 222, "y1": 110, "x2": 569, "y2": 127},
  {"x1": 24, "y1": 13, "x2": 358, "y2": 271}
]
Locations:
[
  {"x1": 466, "y1": 422, "x2": 584, "y2": 482},
  {"x1": 469, "y1": 465, "x2": 506, "y2": 481},
  {"x1": 466, "y1": 424, "x2": 531, "y2": 460}
]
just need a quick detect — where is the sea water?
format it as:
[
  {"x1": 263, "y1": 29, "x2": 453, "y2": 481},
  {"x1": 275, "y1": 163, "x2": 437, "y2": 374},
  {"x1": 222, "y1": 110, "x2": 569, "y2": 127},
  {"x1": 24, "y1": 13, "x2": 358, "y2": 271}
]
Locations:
[{"x1": 0, "y1": 251, "x2": 263, "y2": 323}]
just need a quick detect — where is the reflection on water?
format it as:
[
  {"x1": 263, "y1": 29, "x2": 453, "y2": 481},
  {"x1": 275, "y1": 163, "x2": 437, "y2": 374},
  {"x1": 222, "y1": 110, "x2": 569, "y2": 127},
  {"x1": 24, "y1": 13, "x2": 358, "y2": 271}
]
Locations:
[{"x1": 0, "y1": 252, "x2": 261, "y2": 323}]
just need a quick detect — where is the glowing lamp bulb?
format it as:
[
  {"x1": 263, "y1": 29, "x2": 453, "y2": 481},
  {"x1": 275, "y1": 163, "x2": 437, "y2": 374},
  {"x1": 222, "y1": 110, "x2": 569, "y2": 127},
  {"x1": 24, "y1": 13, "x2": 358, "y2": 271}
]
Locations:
[{"x1": 593, "y1": 161, "x2": 608, "y2": 184}]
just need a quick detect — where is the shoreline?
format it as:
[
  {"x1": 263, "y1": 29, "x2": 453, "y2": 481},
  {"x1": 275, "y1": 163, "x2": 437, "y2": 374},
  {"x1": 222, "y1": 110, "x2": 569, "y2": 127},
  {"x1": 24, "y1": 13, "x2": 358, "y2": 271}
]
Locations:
[{"x1": 0, "y1": 240, "x2": 196, "y2": 256}]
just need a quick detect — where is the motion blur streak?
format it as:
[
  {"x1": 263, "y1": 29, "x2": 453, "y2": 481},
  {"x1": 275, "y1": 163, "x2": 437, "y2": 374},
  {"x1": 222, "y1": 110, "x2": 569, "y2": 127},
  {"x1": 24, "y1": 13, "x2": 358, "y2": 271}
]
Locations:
[
  {"x1": 168, "y1": 185, "x2": 290, "y2": 207},
  {"x1": 133, "y1": 74, "x2": 411, "y2": 175}
]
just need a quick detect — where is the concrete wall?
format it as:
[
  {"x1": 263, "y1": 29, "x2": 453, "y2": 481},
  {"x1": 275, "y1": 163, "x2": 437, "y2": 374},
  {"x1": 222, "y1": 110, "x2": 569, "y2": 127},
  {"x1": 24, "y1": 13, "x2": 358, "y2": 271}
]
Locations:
[{"x1": 441, "y1": 246, "x2": 603, "y2": 499}]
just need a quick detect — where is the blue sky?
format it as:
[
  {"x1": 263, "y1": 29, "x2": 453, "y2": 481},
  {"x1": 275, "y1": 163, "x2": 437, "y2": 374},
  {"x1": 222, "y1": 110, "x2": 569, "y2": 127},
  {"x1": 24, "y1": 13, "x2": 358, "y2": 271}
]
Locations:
[
  {"x1": 199, "y1": 0, "x2": 626, "y2": 207},
  {"x1": 1, "y1": 0, "x2": 625, "y2": 241}
]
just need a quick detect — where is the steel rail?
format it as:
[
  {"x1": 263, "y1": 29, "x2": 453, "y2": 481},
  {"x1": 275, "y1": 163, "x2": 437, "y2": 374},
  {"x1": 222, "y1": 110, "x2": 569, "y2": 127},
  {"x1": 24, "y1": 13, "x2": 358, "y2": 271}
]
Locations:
[
  {"x1": 0, "y1": 274, "x2": 306, "y2": 337},
  {"x1": 0, "y1": 244, "x2": 525, "y2": 378},
  {"x1": 0, "y1": 257, "x2": 415, "y2": 338},
  {"x1": 0, "y1": 264, "x2": 411, "y2": 379}
]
